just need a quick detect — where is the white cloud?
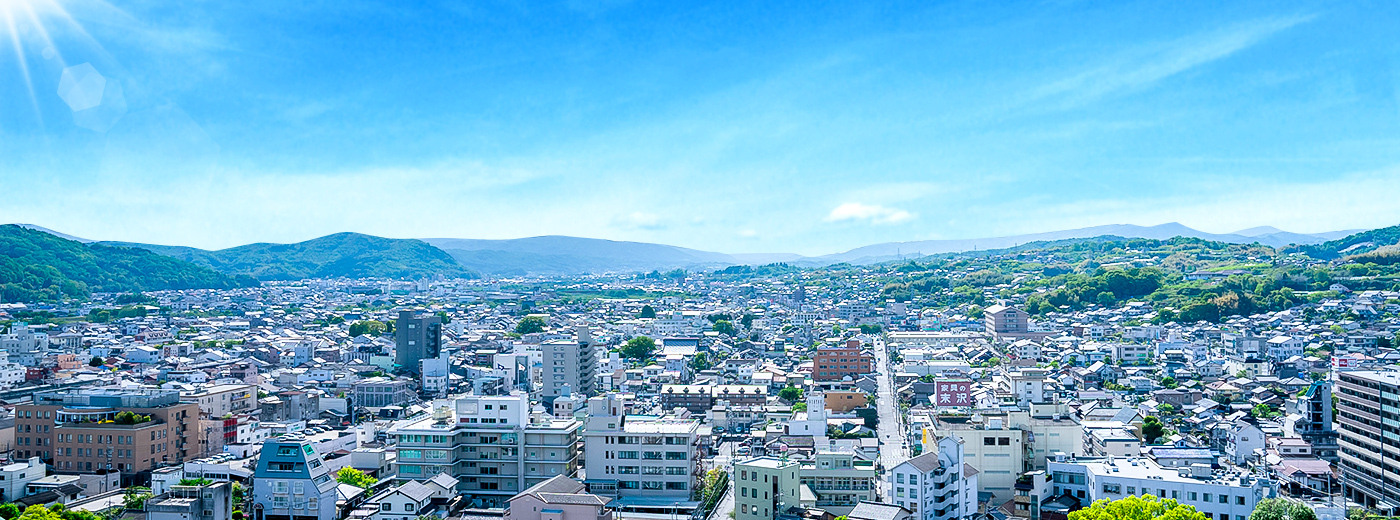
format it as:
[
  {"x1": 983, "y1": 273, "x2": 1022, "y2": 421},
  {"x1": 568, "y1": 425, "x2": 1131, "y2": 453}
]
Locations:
[
  {"x1": 612, "y1": 211, "x2": 664, "y2": 231},
  {"x1": 1027, "y1": 14, "x2": 1315, "y2": 109},
  {"x1": 825, "y1": 202, "x2": 915, "y2": 225}
]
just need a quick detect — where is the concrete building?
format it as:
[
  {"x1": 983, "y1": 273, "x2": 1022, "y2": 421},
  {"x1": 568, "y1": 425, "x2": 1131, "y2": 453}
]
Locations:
[
  {"x1": 147, "y1": 481, "x2": 234, "y2": 520},
  {"x1": 187, "y1": 384, "x2": 258, "y2": 417},
  {"x1": 814, "y1": 341, "x2": 874, "y2": 382},
  {"x1": 250, "y1": 436, "x2": 339, "y2": 520},
  {"x1": 395, "y1": 310, "x2": 443, "y2": 374},
  {"x1": 0, "y1": 456, "x2": 45, "y2": 502},
  {"x1": 799, "y1": 451, "x2": 878, "y2": 515},
  {"x1": 541, "y1": 326, "x2": 598, "y2": 401},
  {"x1": 1336, "y1": 370, "x2": 1400, "y2": 513},
  {"x1": 354, "y1": 378, "x2": 417, "y2": 408},
  {"x1": 1283, "y1": 381, "x2": 1338, "y2": 462},
  {"x1": 889, "y1": 436, "x2": 978, "y2": 520},
  {"x1": 387, "y1": 392, "x2": 581, "y2": 508},
  {"x1": 581, "y1": 394, "x2": 702, "y2": 510},
  {"x1": 1048, "y1": 456, "x2": 1275, "y2": 520},
  {"x1": 17, "y1": 387, "x2": 199, "y2": 482},
  {"x1": 923, "y1": 415, "x2": 1029, "y2": 503},
  {"x1": 734, "y1": 457, "x2": 802, "y2": 520},
  {"x1": 505, "y1": 475, "x2": 614, "y2": 520}
]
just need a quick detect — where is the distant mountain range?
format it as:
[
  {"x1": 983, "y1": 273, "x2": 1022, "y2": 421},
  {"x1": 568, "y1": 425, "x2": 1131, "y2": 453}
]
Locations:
[
  {"x1": 806, "y1": 223, "x2": 1364, "y2": 265},
  {"x1": 5, "y1": 222, "x2": 1381, "y2": 281}
]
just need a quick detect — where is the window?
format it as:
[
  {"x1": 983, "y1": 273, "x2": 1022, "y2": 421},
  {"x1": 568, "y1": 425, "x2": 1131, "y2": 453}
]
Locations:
[
  {"x1": 1127, "y1": 487, "x2": 1135, "y2": 495},
  {"x1": 1237, "y1": 497, "x2": 1245, "y2": 505},
  {"x1": 1219, "y1": 495, "x2": 1227, "y2": 504},
  {"x1": 999, "y1": 437, "x2": 1010, "y2": 445},
  {"x1": 1104, "y1": 484, "x2": 1121, "y2": 494},
  {"x1": 1190, "y1": 492, "x2": 1198, "y2": 501},
  {"x1": 897, "y1": 474, "x2": 905, "y2": 484},
  {"x1": 985, "y1": 438, "x2": 996, "y2": 445},
  {"x1": 619, "y1": 451, "x2": 639, "y2": 459},
  {"x1": 666, "y1": 482, "x2": 687, "y2": 490},
  {"x1": 666, "y1": 452, "x2": 686, "y2": 460},
  {"x1": 1203, "y1": 494, "x2": 1211, "y2": 502},
  {"x1": 910, "y1": 475, "x2": 917, "y2": 485}
]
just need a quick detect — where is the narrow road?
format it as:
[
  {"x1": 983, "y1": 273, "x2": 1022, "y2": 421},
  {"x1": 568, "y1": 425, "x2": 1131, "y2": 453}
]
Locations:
[
  {"x1": 872, "y1": 335, "x2": 909, "y2": 501},
  {"x1": 710, "y1": 482, "x2": 735, "y2": 520}
]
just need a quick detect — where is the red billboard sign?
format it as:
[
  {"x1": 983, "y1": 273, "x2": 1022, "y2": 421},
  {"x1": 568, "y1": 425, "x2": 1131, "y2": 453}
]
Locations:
[{"x1": 935, "y1": 380, "x2": 972, "y2": 407}]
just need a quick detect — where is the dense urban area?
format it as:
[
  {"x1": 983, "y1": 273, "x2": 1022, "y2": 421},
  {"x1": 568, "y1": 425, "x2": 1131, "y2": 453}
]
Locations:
[{"x1": 4, "y1": 224, "x2": 1400, "y2": 520}]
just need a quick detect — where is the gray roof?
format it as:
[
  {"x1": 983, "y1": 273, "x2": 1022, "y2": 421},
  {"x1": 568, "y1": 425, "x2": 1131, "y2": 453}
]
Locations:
[
  {"x1": 896, "y1": 451, "x2": 944, "y2": 473},
  {"x1": 511, "y1": 475, "x2": 609, "y2": 507},
  {"x1": 848, "y1": 501, "x2": 911, "y2": 520}
]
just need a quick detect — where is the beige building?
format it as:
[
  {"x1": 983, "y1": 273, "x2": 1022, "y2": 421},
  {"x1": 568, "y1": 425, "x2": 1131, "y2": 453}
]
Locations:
[
  {"x1": 505, "y1": 475, "x2": 613, "y2": 520},
  {"x1": 187, "y1": 384, "x2": 258, "y2": 417},
  {"x1": 15, "y1": 388, "x2": 198, "y2": 481},
  {"x1": 799, "y1": 451, "x2": 877, "y2": 514}
]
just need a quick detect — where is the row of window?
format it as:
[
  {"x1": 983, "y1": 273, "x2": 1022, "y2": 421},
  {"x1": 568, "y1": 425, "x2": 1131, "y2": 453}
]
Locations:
[{"x1": 1101, "y1": 484, "x2": 1247, "y2": 505}]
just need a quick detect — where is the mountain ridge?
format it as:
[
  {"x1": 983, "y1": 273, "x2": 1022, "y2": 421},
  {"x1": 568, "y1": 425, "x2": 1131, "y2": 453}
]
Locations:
[{"x1": 13, "y1": 222, "x2": 1376, "y2": 277}]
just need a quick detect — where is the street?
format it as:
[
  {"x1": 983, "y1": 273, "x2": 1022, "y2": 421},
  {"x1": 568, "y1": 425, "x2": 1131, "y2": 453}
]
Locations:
[{"x1": 872, "y1": 335, "x2": 910, "y2": 500}]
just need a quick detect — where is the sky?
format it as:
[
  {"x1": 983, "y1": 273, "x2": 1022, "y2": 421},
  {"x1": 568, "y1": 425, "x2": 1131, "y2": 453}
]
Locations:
[{"x1": 1, "y1": 0, "x2": 1399, "y2": 255}]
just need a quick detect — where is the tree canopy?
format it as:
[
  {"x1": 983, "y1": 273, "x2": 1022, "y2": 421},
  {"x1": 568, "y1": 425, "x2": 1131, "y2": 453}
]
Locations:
[
  {"x1": 514, "y1": 316, "x2": 547, "y2": 335},
  {"x1": 621, "y1": 336, "x2": 657, "y2": 360},
  {"x1": 336, "y1": 467, "x2": 378, "y2": 488},
  {"x1": 1249, "y1": 499, "x2": 1317, "y2": 520},
  {"x1": 1069, "y1": 495, "x2": 1206, "y2": 520}
]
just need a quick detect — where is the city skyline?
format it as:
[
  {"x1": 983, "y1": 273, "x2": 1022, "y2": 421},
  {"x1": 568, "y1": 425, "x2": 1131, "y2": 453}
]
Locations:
[{"x1": 2, "y1": 0, "x2": 1399, "y2": 255}]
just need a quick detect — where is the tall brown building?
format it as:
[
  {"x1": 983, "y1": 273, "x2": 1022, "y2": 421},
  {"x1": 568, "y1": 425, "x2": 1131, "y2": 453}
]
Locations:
[
  {"x1": 813, "y1": 340, "x2": 874, "y2": 382},
  {"x1": 14, "y1": 388, "x2": 198, "y2": 484}
]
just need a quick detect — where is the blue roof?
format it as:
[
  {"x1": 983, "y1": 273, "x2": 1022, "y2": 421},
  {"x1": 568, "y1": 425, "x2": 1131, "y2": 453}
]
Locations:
[{"x1": 1149, "y1": 447, "x2": 1212, "y2": 458}]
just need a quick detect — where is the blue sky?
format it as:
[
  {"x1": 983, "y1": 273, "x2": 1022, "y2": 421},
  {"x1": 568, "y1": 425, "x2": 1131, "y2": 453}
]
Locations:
[{"x1": 1, "y1": 0, "x2": 1398, "y2": 255}]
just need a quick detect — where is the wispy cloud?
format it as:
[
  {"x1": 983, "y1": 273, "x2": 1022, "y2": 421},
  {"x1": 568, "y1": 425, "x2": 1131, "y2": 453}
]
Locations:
[
  {"x1": 1028, "y1": 14, "x2": 1315, "y2": 109},
  {"x1": 825, "y1": 203, "x2": 915, "y2": 225}
]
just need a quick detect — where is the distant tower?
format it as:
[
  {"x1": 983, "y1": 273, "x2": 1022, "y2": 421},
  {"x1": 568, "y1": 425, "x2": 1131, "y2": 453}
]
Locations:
[{"x1": 794, "y1": 285, "x2": 806, "y2": 305}]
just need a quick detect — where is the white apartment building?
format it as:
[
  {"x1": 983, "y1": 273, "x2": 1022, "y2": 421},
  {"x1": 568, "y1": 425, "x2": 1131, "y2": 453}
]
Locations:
[
  {"x1": 387, "y1": 392, "x2": 581, "y2": 509},
  {"x1": 1048, "y1": 456, "x2": 1276, "y2": 520},
  {"x1": 581, "y1": 394, "x2": 703, "y2": 505},
  {"x1": 889, "y1": 436, "x2": 978, "y2": 520}
]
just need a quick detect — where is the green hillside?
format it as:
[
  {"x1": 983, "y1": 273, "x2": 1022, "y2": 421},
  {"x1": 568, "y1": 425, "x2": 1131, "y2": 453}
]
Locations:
[
  {"x1": 105, "y1": 232, "x2": 477, "y2": 281},
  {"x1": 1286, "y1": 224, "x2": 1400, "y2": 259},
  {"x1": 0, "y1": 225, "x2": 257, "y2": 302}
]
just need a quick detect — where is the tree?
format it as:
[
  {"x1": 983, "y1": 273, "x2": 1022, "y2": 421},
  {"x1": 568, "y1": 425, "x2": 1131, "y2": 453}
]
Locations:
[
  {"x1": 688, "y1": 352, "x2": 713, "y2": 372},
  {"x1": 621, "y1": 336, "x2": 657, "y2": 360},
  {"x1": 1250, "y1": 499, "x2": 1317, "y2": 520},
  {"x1": 1142, "y1": 416, "x2": 1164, "y2": 444},
  {"x1": 435, "y1": 311, "x2": 451, "y2": 325},
  {"x1": 639, "y1": 305, "x2": 657, "y2": 319},
  {"x1": 792, "y1": 402, "x2": 808, "y2": 412},
  {"x1": 336, "y1": 467, "x2": 377, "y2": 488},
  {"x1": 1160, "y1": 377, "x2": 1176, "y2": 388},
  {"x1": 778, "y1": 387, "x2": 803, "y2": 403},
  {"x1": 89, "y1": 356, "x2": 103, "y2": 367},
  {"x1": 1069, "y1": 495, "x2": 1206, "y2": 520},
  {"x1": 514, "y1": 316, "x2": 547, "y2": 335},
  {"x1": 178, "y1": 478, "x2": 213, "y2": 486},
  {"x1": 713, "y1": 320, "x2": 737, "y2": 336},
  {"x1": 348, "y1": 320, "x2": 386, "y2": 337},
  {"x1": 0, "y1": 504, "x2": 20, "y2": 520},
  {"x1": 122, "y1": 489, "x2": 153, "y2": 511}
]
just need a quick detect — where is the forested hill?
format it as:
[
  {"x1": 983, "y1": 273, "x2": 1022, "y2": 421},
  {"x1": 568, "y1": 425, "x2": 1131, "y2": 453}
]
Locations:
[
  {"x1": 103, "y1": 232, "x2": 478, "y2": 281},
  {"x1": 1285, "y1": 224, "x2": 1400, "y2": 260},
  {"x1": 0, "y1": 225, "x2": 258, "y2": 302}
]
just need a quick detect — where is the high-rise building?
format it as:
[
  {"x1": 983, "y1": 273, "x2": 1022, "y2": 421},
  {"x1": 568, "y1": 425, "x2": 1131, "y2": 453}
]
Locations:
[
  {"x1": 889, "y1": 436, "x2": 978, "y2": 520},
  {"x1": 395, "y1": 310, "x2": 442, "y2": 374},
  {"x1": 250, "y1": 436, "x2": 339, "y2": 520},
  {"x1": 542, "y1": 326, "x2": 598, "y2": 400},
  {"x1": 1336, "y1": 371, "x2": 1400, "y2": 513},
  {"x1": 1283, "y1": 380, "x2": 1338, "y2": 462},
  {"x1": 813, "y1": 341, "x2": 873, "y2": 382},
  {"x1": 387, "y1": 392, "x2": 582, "y2": 508},
  {"x1": 15, "y1": 387, "x2": 198, "y2": 482},
  {"x1": 734, "y1": 457, "x2": 802, "y2": 520},
  {"x1": 581, "y1": 394, "x2": 703, "y2": 507}
]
